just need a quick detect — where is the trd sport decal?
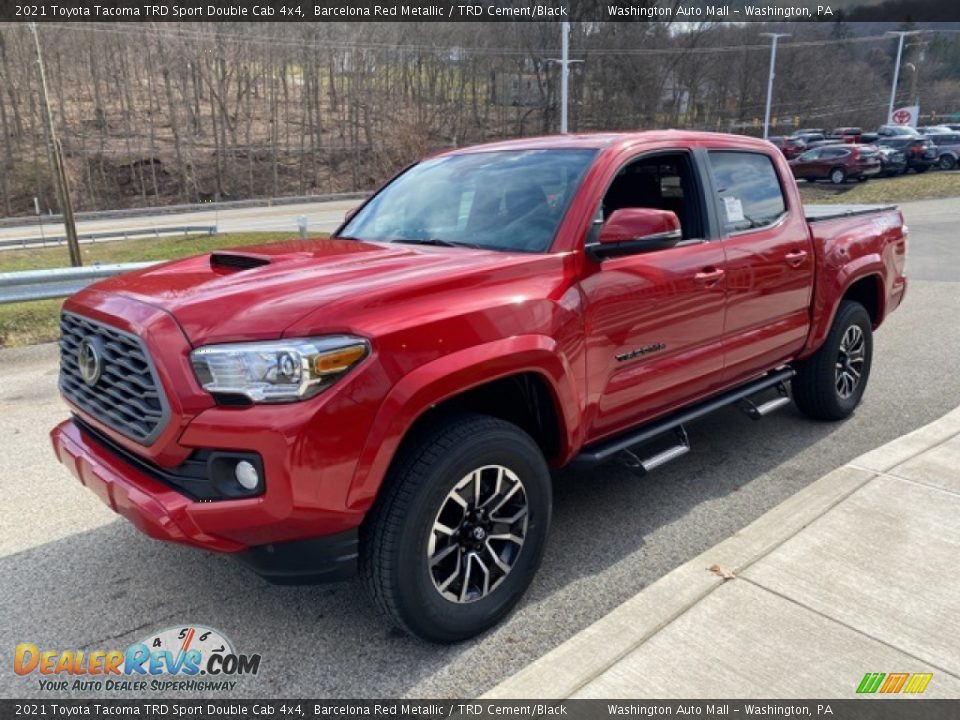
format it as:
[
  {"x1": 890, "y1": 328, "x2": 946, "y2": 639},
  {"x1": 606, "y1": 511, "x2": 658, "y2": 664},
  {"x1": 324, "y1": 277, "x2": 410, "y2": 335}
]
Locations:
[{"x1": 616, "y1": 343, "x2": 666, "y2": 362}]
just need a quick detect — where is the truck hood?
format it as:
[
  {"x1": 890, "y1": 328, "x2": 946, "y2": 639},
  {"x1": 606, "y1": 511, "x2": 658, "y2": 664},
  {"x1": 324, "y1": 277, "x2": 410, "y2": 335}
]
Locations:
[{"x1": 84, "y1": 238, "x2": 545, "y2": 345}]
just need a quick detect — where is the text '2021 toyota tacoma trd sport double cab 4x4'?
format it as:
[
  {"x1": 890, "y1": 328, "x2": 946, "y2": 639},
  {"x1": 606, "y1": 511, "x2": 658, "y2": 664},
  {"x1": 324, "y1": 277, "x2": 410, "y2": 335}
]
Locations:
[{"x1": 51, "y1": 132, "x2": 907, "y2": 642}]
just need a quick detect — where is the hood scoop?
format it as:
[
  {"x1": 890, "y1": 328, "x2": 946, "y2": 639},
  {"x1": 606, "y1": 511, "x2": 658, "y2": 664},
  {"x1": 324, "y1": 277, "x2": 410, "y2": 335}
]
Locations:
[{"x1": 210, "y1": 251, "x2": 272, "y2": 271}]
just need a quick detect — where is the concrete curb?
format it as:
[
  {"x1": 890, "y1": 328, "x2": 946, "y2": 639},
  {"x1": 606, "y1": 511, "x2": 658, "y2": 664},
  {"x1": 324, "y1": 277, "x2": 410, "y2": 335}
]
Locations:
[{"x1": 483, "y1": 405, "x2": 960, "y2": 699}]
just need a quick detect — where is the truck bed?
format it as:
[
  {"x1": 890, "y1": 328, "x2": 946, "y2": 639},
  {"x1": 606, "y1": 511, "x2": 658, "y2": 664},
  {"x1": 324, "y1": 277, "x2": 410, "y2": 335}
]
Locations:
[{"x1": 804, "y1": 203, "x2": 897, "y2": 223}]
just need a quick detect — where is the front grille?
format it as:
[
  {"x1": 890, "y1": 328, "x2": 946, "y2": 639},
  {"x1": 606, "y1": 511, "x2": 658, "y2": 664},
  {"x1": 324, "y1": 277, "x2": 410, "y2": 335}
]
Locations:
[{"x1": 59, "y1": 312, "x2": 169, "y2": 445}]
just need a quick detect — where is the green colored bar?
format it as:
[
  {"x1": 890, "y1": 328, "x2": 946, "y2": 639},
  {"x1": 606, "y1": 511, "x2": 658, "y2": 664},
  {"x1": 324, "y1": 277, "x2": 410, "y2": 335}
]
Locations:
[
  {"x1": 856, "y1": 673, "x2": 876, "y2": 693},
  {"x1": 868, "y1": 673, "x2": 886, "y2": 693}
]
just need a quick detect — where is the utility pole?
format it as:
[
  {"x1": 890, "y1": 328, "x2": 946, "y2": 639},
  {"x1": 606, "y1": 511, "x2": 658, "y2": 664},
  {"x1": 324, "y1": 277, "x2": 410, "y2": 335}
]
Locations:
[
  {"x1": 548, "y1": 21, "x2": 582, "y2": 134},
  {"x1": 29, "y1": 23, "x2": 82, "y2": 267},
  {"x1": 760, "y1": 33, "x2": 790, "y2": 140},
  {"x1": 885, "y1": 30, "x2": 923, "y2": 123}
]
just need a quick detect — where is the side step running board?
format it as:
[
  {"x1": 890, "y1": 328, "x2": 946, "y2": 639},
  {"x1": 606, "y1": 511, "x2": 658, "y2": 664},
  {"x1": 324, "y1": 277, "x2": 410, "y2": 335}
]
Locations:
[
  {"x1": 740, "y1": 382, "x2": 792, "y2": 420},
  {"x1": 573, "y1": 367, "x2": 796, "y2": 467},
  {"x1": 615, "y1": 426, "x2": 690, "y2": 477}
]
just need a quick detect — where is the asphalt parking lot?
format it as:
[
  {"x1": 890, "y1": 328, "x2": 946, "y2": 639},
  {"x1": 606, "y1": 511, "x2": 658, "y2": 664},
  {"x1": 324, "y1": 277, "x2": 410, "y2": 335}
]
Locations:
[{"x1": 2, "y1": 197, "x2": 959, "y2": 699}]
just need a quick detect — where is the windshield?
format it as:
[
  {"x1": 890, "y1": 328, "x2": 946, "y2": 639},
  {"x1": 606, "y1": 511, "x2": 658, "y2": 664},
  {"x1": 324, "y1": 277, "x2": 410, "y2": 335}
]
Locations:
[{"x1": 339, "y1": 149, "x2": 597, "y2": 253}]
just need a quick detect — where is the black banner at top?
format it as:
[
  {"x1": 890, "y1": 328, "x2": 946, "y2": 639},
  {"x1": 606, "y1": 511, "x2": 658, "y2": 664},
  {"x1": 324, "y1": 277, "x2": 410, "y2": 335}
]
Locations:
[{"x1": 3, "y1": 0, "x2": 960, "y2": 23}]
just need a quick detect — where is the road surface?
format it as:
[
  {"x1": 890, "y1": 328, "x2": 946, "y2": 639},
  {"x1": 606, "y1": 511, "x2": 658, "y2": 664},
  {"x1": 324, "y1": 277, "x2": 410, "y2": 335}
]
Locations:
[
  {"x1": 0, "y1": 199, "x2": 361, "y2": 249},
  {"x1": 1, "y1": 197, "x2": 958, "y2": 699}
]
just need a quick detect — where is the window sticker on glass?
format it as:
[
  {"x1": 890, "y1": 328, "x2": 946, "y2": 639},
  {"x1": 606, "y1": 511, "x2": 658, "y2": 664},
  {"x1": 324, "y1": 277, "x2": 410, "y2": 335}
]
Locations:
[{"x1": 723, "y1": 196, "x2": 745, "y2": 223}]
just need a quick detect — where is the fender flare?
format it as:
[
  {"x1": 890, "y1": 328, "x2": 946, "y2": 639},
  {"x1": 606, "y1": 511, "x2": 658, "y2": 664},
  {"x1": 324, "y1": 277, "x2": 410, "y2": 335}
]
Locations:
[
  {"x1": 803, "y1": 257, "x2": 884, "y2": 357},
  {"x1": 345, "y1": 335, "x2": 583, "y2": 511}
]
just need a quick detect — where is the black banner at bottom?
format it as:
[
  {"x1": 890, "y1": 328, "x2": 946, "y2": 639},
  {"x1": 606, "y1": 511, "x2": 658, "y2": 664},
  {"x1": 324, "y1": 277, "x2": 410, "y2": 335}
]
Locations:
[{"x1": 1, "y1": 700, "x2": 957, "y2": 720}]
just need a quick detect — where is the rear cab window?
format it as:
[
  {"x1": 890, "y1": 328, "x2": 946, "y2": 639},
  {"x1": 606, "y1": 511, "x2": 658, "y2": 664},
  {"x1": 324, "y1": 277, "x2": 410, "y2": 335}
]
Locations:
[{"x1": 707, "y1": 151, "x2": 788, "y2": 234}]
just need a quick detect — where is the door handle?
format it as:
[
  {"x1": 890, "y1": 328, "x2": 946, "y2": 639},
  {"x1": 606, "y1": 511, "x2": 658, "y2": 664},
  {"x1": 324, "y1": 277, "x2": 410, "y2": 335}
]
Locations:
[
  {"x1": 785, "y1": 249, "x2": 808, "y2": 267},
  {"x1": 694, "y1": 268, "x2": 725, "y2": 286}
]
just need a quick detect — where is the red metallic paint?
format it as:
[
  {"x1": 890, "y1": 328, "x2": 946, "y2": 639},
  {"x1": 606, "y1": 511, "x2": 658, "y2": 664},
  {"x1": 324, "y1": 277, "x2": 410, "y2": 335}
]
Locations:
[
  {"x1": 51, "y1": 131, "x2": 907, "y2": 557},
  {"x1": 597, "y1": 208, "x2": 681, "y2": 245}
]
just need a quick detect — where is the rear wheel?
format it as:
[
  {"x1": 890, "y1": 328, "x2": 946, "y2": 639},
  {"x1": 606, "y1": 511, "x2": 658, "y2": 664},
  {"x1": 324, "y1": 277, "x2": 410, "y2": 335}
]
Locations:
[
  {"x1": 793, "y1": 300, "x2": 873, "y2": 421},
  {"x1": 360, "y1": 413, "x2": 552, "y2": 643},
  {"x1": 829, "y1": 167, "x2": 846, "y2": 184}
]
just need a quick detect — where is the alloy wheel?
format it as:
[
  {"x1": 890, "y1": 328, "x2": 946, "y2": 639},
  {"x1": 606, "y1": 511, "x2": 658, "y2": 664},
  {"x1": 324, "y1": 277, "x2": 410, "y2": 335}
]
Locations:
[
  {"x1": 835, "y1": 325, "x2": 866, "y2": 399},
  {"x1": 427, "y1": 465, "x2": 529, "y2": 604}
]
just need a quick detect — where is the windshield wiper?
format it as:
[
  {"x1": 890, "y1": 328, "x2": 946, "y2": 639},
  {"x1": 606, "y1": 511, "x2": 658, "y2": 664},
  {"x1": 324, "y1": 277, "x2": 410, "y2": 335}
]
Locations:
[{"x1": 390, "y1": 238, "x2": 481, "y2": 249}]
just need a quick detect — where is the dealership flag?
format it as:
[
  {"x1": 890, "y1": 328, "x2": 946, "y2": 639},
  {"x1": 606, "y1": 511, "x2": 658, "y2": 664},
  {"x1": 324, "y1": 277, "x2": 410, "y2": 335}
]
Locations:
[{"x1": 890, "y1": 105, "x2": 919, "y2": 128}]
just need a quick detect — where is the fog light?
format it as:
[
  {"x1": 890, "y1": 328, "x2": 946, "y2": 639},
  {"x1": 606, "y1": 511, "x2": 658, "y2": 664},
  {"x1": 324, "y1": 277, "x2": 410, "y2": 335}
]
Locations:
[{"x1": 235, "y1": 460, "x2": 260, "y2": 490}]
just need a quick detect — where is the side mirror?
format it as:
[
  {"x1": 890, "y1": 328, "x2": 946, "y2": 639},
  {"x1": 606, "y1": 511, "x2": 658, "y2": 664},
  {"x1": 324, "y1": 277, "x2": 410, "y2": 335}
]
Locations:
[{"x1": 587, "y1": 208, "x2": 682, "y2": 260}]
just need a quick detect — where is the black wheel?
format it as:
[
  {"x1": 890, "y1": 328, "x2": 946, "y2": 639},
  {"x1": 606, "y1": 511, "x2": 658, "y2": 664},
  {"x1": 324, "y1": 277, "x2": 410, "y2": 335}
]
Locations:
[
  {"x1": 939, "y1": 155, "x2": 957, "y2": 171},
  {"x1": 793, "y1": 300, "x2": 873, "y2": 421},
  {"x1": 829, "y1": 167, "x2": 846, "y2": 185},
  {"x1": 360, "y1": 413, "x2": 551, "y2": 643}
]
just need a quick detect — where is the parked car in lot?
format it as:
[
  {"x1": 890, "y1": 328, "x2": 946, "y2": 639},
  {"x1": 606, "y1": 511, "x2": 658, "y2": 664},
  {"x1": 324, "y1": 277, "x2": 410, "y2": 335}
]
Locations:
[
  {"x1": 829, "y1": 127, "x2": 863, "y2": 144},
  {"x1": 789, "y1": 144, "x2": 882, "y2": 184},
  {"x1": 875, "y1": 136, "x2": 938, "y2": 173},
  {"x1": 875, "y1": 145, "x2": 908, "y2": 176},
  {"x1": 926, "y1": 132, "x2": 960, "y2": 170},
  {"x1": 917, "y1": 125, "x2": 954, "y2": 136},
  {"x1": 876, "y1": 124, "x2": 921, "y2": 138},
  {"x1": 50, "y1": 131, "x2": 908, "y2": 642},
  {"x1": 768, "y1": 135, "x2": 807, "y2": 159},
  {"x1": 792, "y1": 131, "x2": 825, "y2": 145},
  {"x1": 792, "y1": 127, "x2": 826, "y2": 137}
]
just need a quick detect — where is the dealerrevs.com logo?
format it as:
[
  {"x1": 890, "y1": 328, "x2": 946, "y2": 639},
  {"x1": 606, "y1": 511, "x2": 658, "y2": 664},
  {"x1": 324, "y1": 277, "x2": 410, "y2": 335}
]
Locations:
[{"x1": 15, "y1": 625, "x2": 261, "y2": 693}]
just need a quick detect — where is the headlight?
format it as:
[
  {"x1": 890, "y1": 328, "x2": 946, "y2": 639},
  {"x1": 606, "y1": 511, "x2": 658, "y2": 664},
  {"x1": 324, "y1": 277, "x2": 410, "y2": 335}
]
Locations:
[{"x1": 190, "y1": 336, "x2": 369, "y2": 403}]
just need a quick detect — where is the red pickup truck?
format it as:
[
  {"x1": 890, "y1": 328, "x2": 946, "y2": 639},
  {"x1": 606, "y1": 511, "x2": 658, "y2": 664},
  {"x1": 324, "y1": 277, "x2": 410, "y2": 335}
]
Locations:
[{"x1": 51, "y1": 131, "x2": 907, "y2": 642}]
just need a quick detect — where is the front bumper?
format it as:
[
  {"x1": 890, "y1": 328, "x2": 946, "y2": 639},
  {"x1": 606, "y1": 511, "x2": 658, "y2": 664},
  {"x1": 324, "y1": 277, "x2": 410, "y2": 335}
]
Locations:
[{"x1": 51, "y1": 418, "x2": 360, "y2": 583}]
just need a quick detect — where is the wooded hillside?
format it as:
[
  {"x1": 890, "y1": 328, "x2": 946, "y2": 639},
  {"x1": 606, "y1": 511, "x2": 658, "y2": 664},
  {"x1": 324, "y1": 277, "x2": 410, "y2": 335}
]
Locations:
[{"x1": 1, "y1": 21, "x2": 958, "y2": 216}]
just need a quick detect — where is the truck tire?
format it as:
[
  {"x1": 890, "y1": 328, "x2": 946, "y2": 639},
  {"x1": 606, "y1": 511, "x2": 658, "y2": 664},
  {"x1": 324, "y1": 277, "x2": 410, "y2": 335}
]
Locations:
[
  {"x1": 829, "y1": 167, "x2": 846, "y2": 184},
  {"x1": 792, "y1": 300, "x2": 873, "y2": 421},
  {"x1": 360, "y1": 413, "x2": 552, "y2": 642}
]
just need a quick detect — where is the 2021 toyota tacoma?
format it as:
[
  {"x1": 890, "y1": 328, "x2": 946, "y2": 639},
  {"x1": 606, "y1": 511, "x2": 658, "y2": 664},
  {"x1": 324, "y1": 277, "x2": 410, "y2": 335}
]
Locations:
[{"x1": 51, "y1": 131, "x2": 907, "y2": 642}]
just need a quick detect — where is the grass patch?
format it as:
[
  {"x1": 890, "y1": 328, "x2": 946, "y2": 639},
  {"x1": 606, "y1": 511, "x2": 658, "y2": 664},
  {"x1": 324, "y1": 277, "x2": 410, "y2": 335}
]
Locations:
[
  {"x1": 0, "y1": 231, "x2": 322, "y2": 348},
  {"x1": 0, "y1": 298, "x2": 64, "y2": 348},
  {"x1": 0, "y1": 231, "x2": 301, "y2": 273},
  {"x1": 798, "y1": 171, "x2": 960, "y2": 205}
]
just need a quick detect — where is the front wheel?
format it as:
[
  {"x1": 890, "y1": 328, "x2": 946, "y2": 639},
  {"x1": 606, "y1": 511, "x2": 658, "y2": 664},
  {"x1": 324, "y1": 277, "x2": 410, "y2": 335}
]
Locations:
[
  {"x1": 939, "y1": 155, "x2": 957, "y2": 170},
  {"x1": 360, "y1": 413, "x2": 552, "y2": 642},
  {"x1": 792, "y1": 300, "x2": 873, "y2": 421}
]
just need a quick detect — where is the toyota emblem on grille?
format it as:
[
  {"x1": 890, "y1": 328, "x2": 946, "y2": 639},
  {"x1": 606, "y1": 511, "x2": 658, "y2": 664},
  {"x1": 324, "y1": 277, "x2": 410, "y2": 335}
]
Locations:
[{"x1": 77, "y1": 336, "x2": 104, "y2": 387}]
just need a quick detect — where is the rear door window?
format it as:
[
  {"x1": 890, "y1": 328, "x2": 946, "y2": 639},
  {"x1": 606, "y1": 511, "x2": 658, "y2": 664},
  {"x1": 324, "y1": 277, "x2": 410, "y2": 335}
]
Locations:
[{"x1": 707, "y1": 151, "x2": 787, "y2": 233}]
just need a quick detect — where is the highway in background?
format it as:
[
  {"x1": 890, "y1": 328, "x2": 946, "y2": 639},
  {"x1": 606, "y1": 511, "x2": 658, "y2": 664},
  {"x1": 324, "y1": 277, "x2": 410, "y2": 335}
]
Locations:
[{"x1": 0, "y1": 198, "x2": 361, "y2": 248}]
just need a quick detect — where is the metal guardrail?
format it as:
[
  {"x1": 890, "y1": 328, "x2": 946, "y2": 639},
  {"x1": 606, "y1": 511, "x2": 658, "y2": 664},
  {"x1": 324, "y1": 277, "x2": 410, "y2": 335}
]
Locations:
[
  {"x1": 0, "y1": 192, "x2": 370, "y2": 230},
  {"x1": 0, "y1": 225, "x2": 217, "y2": 250},
  {"x1": 0, "y1": 262, "x2": 161, "y2": 304}
]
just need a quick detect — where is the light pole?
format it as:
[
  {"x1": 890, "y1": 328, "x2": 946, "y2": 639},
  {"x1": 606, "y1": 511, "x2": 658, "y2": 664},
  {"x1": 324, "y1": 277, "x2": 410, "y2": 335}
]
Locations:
[
  {"x1": 548, "y1": 21, "x2": 582, "y2": 134},
  {"x1": 760, "y1": 33, "x2": 789, "y2": 140},
  {"x1": 885, "y1": 30, "x2": 922, "y2": 123}
]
